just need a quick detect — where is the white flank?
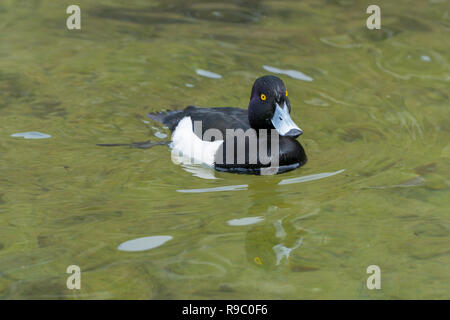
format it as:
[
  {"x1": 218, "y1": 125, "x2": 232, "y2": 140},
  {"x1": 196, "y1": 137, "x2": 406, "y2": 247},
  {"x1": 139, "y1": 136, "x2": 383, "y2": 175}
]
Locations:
[{"x1": 171, "y1": 116, "x2": 223, "y2": 167}]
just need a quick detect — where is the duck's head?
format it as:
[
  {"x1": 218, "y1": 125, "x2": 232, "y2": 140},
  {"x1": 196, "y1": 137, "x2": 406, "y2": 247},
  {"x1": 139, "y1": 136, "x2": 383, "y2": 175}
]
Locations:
[{"x1": 248, "y1": 75, "x2": 303, "y2": 138}]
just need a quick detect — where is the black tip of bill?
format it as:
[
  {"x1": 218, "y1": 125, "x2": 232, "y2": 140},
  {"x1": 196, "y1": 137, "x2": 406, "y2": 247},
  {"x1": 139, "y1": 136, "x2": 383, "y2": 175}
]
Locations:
[{"x1": 285, "y1": 128, "x2": 303, "y2": 138}]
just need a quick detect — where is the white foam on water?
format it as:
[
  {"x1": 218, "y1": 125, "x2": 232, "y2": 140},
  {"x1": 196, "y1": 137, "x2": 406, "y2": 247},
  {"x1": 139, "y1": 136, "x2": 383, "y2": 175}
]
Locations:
[
  {"x1": 11, "y1": 131, "x2": 51, "y2": 139},
  {"x1": 263, "y1": 65, "x2": 313, "y2": 82},
  {"x1": 227, "y1": 216, "x2": 264, "y2": 226},
  {"x1": 118, "y1": 235, "x2": 173, "y2": 252}
]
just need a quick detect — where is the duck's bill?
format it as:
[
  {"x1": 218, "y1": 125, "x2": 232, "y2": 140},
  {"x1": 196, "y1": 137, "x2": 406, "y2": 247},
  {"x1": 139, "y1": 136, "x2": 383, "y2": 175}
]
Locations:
[{"x1": 271, "y1": 103, "x2": 303, "y2": 138}]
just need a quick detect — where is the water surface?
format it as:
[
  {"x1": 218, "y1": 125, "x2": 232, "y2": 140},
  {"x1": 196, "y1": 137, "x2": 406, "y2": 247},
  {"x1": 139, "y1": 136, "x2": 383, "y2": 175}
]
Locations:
[{"x1": 0, "y1": 0, "x2": 449, "y2": 299}]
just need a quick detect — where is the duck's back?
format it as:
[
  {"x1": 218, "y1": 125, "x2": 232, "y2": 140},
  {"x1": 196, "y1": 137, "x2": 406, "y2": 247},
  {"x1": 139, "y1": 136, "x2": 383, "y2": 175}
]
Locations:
[{"x1": 149, "y1": 106, "x2": 250, "y2": 138}]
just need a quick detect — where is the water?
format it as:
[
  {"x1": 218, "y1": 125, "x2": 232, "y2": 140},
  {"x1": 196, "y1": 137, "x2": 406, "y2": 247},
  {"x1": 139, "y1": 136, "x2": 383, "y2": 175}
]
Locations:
[{"x1": 0, "y1": 0, "x2": 449, "y2": 299}]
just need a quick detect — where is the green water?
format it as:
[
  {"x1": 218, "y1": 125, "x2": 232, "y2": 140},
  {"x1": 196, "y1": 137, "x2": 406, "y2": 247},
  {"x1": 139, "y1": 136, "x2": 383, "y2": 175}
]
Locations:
[{"x1": 0, "y1": 0, "x2": 449, "y2": 299}]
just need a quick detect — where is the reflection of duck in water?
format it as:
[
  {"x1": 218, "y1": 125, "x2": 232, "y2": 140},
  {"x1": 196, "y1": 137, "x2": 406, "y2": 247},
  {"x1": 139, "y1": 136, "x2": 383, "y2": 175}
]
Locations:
[
  {"x1": 245, "y1": 218, "x2": 304, "y2": 270},
  {"x1": 242, "y1": 180, "x2": 325, "y2": 271}
]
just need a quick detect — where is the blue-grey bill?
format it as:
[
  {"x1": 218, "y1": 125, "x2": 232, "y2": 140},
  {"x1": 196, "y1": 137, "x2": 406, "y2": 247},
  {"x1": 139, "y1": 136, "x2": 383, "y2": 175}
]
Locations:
[{"x1": 271, "y1": 103, "x2": 303, "y2": 137}]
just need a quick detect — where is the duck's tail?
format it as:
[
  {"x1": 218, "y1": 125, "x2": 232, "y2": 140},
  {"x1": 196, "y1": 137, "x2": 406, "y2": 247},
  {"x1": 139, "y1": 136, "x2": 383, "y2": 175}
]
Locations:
[
  {"x1": 147, "y1": 109, "x2": 187, "y2": 131},
  {"x1": 147, "y1": 111, "x2": 169, "y2": 124},
  {"x1": 97, "y1": 110, "x2": 185, "y2": 149}
]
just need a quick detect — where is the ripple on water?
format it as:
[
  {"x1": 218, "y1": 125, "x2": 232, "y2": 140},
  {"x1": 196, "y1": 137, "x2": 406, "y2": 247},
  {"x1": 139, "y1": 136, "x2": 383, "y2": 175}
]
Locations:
[
  {"x1": 196, "y1": 69, "x2": 222, "y2": 79},
  {"x1": 164, "y1": 260, "x2": 227, "y2": 279},
  {"x1": 304, "y1": 97, "x2": 329, "y2": 107},
  {"x1": 92, "y1": 2, "x2": 262, "y2": 26},
  {"x1": 278, "y1": 169, "x2": 345, "y2": 185},
  {"x1": 320, "y1": 34, "x2": 361, "y2": 48},
  {"x1": 262, "y1": 65, "x2": 313, "y2": 81},
  {"x1": 375, "y1": 45, "x2": 449, "y2": 81},
  {"x1": 181, "y1": 164, "x2": 218, "y2": 180},
  {"x1": 177, "y1": 184, "x2": 248, "y2": 193},
  {"x1": 154, "y1": 131, "x2": 167, "y2": 139},
  {"x1": 187, "y1": 5, "x2": 261, "y2": 24},
  {"x1": 358, "y1": 27, "x2": 396, "y2": 42},
  {"x1": 177, "y1": 170, "x2": 345, "y2": 191},
  {"x1": 171, "y1": 152, "x2": 219, "y2": 180},
  {"x1": 118, "y1": 235, "x2": 173, "y2": 252},
  {"x1": 227, "y1": 216, "x2": 264, "y2": 226},
  {"x1": 320, "y1": 26, "x2": 400, "y2": 47},
  {"x1": 11, "y1": 132, "x2": 51, "y2": 139}
]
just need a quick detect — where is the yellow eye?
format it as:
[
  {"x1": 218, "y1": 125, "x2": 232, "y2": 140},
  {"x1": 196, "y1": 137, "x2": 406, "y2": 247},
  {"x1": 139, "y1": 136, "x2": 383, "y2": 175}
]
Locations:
[
  {"x1": 260, "y1": 93, "x2": 266, "y2": 101},
  {"x1": 286, "y1": 90, "x2": 288, "y2": 97}
]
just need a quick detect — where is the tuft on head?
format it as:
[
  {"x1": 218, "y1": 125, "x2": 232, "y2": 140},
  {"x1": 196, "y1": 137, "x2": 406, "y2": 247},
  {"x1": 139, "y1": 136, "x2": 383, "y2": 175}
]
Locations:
[{"x1": 250, "y1": 75, "x2": 286, "y2": 102}]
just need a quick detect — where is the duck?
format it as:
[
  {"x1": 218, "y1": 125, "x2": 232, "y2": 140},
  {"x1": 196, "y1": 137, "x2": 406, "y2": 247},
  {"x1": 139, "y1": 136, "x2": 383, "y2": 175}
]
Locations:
[{"x1": 148, "y1": 75, "x2": 307, "y2": 175}]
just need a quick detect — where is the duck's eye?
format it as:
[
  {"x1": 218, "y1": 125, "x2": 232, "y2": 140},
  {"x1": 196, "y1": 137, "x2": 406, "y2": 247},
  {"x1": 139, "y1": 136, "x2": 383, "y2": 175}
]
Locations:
[
  {"x1": 260, "y1": 93, "x2": 267, "y2": 101},
  {"x1": 286, "y1": 90, "x2": 288, "y2": 97}
]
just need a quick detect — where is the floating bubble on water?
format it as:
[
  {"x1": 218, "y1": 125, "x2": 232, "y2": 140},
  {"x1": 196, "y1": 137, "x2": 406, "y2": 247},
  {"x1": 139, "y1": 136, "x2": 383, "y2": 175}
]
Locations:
[
  {"x1": 196, "y1": 69, "x2": 222, "y2": 79},
  {"x1": 11, "y1": 132, "x2": 51, "y2": 139},
  {"x1": 118, "y1": 235, "x2": 173, "y2": 252},
  {"x1": 227, "y1": 216, "x2": 264, "y2": 226},
  {"x1": 263, "y1": 65, "x2": 313, "y2": 81}
]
